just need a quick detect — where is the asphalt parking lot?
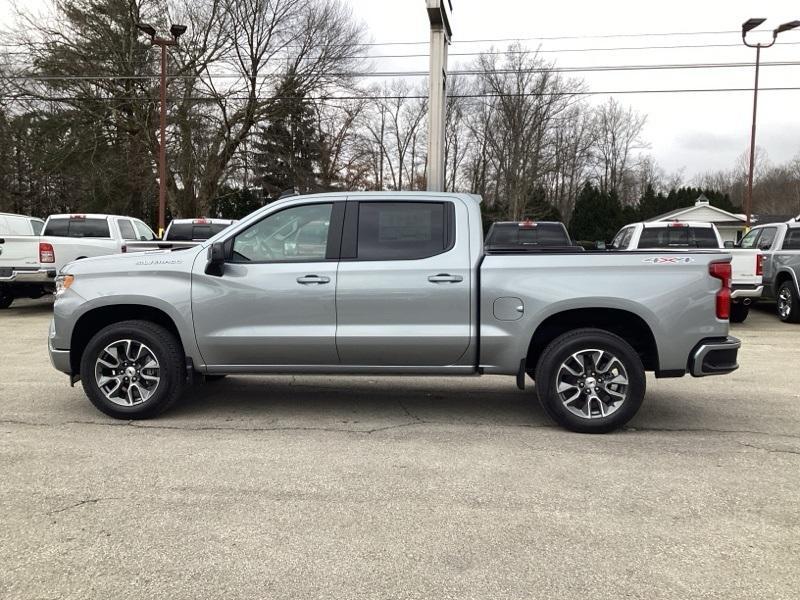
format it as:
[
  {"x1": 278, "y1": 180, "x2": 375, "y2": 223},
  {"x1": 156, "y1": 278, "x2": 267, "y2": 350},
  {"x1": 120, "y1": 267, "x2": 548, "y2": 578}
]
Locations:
[{"x1": 1, "y1": 299, "x2": 799, "y2": 599}]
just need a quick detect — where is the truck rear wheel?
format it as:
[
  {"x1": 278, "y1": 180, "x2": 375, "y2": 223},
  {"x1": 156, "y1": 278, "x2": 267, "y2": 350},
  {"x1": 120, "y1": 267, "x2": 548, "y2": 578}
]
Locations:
[
  {"x1": 729, "y1": 302, "x2": 750, "y2": 323},
  {"x1": 79, "y1": 320, "x2": 186, "y2": 419},
  {"x1": 534, "y1": 328, "x2": 645, "y2": 433},
  {"x1": 0, "y1": 291, "x2": 13, "y2": 309},
  {"x1": 777, "y1": 281, "x2": 800, "y2": 323}
]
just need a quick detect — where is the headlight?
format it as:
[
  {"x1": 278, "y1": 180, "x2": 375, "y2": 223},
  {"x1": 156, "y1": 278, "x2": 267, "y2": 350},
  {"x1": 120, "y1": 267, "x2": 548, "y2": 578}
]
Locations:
[{"x1": 55, "y1": 274, "x2": 75, "y2": 297}]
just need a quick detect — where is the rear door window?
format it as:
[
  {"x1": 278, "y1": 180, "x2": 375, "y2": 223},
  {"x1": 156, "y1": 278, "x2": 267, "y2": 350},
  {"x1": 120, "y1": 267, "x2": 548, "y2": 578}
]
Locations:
[
  {"x1": 355, "y1": 202, "x2": 451, "y2": 260},
  {"x1": 118, "y1": 219, "x2": 138, "y2": 240},
  {"x1": 782, "y1": 229, "x2": 800, "y2": 250}
]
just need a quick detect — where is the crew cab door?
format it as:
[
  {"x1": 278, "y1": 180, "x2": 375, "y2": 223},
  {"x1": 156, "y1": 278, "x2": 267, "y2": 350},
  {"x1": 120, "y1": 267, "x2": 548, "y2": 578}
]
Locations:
[
  {"x1": 191, "y1": 201, "x2": 343, "y2": 367},
  {"x1": 335, "y1": 197, "x2": 472, "y2": 366}
]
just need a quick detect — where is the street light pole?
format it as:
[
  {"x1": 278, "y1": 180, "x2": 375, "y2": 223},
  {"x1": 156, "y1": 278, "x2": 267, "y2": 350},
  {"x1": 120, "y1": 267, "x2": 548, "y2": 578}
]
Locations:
[
  {"x1": 137, "y1": 22, "x2": 187, "y2": 235},
  {"x1": 741, "y1": 18, "x2": 800, "y2": 228},
  {"x1": 425, "y1": 0, "x2": 452, "y2": 192}
]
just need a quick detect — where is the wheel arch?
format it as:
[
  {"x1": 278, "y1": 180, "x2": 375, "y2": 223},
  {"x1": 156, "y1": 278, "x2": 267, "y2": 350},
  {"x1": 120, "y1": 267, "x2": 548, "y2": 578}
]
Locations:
[
  {"x1": 70, "y1": 304, "x2": 184, "y2": 374},
  {"x1": 526, "y1": 307, "x2": 659, "y2": 375},
  {"x1": 775, "y1": 268, "x2": 799, "y2": 295}
]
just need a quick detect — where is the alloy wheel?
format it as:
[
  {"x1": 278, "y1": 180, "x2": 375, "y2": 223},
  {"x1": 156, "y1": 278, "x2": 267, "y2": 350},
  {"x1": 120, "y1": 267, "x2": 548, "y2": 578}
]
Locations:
[
  {"x1": 555, "y1": 349, "x2": 629, "y2": 419},
  {"x1": 94, "y1": 339, "x2": 161, "y2": 407}
]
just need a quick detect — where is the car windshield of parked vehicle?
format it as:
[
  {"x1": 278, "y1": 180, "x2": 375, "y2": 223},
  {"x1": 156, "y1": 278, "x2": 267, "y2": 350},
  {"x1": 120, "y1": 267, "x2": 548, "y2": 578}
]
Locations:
[
  {"x1": 232, "y1": 204, "x2": 332, "y2": 262},
  {"x1": 756, "y1": 227, "x2": 777, "y2": 250},
  {"x1": 486, "y1": 222, "x2": 570, "y2": 247},
  {"x1": 133, "y1": 220, "x2": 156, "y2": 241},
  {"x1": 611, "y1": 226, "x2": 635, "y2": 249},
  {"x1": 43, "y1": 217, "x2": 110, "y2": 238},
  {"x1": 166, "y1": 222, "x2": 232, "y2": 241},
  {"x1": 638, "y1": 226, "x2": 718, "y2": 248},
  {"x1": 738, "y1": 228, "x2": 760, "y2": 249}
]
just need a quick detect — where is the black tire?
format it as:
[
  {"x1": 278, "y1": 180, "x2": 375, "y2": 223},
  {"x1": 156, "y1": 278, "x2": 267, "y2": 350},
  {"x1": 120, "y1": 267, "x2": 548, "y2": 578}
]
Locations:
[
  {"x1": 534, "y1": 328, "x2": 646, "y2": 434},
  {"x1": 204, "y1": 374, "x2": 227, "y2": 382},
  {"x1": 777, "y1": 281, "x2": 800, "y2": 323},
  {"x1": 80, "y1": 320, "x2": 186, "y2": 419},
  {"x1": 0, "y1": 292, "x2": 13, "y2": 309},
  {"x1": 729, "y1": 302, "x2": 750, "y2": 323}
]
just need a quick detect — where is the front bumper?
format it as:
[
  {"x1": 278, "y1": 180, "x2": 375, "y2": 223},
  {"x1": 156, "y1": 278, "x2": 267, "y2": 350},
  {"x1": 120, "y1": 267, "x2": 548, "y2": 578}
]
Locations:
[
  {"x1": 731, "y1": 285, "x2": 763, "y2": 300},
  {"x1": 689, "y1": 336, "x2": 741, "y2": 377},
  {"x1": 48, "y1": 319, "x2": 72, "y2": 375}
]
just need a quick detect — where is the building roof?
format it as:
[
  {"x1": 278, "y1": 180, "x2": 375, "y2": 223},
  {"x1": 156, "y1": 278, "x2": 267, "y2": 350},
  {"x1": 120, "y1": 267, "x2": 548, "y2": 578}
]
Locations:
[{"x1": 646, "y1": 198, "x2": 747, "y2": 224}]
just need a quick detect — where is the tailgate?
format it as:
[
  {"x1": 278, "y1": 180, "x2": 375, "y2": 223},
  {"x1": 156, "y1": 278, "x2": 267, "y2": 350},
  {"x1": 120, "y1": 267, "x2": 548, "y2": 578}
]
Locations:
[
  {"x1": 729, "y1": 249, "x2": 761, "y2": 286},
  {"x1": 0, "y1": 236, "x2": 40, "y2": 270}
]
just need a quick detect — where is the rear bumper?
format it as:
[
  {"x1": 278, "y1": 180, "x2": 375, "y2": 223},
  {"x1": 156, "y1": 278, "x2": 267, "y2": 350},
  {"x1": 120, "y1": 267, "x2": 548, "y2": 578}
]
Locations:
[
  {"x1": 689, "y1": 336, "x2": 741, "y2": 377},
  {"x1": 0, "y1": 268, "x2": 57, "y2": 284},
  {"x1": 731, "y1": 285, "x2": 763, "y2": 300}
]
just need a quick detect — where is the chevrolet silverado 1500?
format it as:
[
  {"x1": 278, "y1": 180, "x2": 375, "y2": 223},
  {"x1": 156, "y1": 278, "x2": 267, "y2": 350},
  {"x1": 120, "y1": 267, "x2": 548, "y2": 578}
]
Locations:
[{"x1": 48, "y1": 192, "x2": 741, "y2": 433}]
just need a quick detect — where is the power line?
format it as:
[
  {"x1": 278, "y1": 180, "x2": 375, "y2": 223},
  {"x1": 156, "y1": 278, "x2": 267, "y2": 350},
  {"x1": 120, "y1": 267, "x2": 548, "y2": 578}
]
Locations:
[
  {"x1": 3, "y1": 40, "x2": 800, "y2": 66},
  {"x1": 3, "y1": 60, "x2": 799, "y2": 81},
  {"x1": 2, "y1": 86, "x2": 800, "y2": 104},
  {"x1": 0, "y1": 27, "x2": 796, "y2": 52}
]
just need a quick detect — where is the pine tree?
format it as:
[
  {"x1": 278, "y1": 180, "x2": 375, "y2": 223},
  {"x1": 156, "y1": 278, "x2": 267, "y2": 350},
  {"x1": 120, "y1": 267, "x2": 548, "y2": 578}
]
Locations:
[
  {"x1": 253, "y1": 77, "x2": 321, "y2": 200},
  {"x1": 569, "y1": 182, "x2": 624, "y2": 242}
]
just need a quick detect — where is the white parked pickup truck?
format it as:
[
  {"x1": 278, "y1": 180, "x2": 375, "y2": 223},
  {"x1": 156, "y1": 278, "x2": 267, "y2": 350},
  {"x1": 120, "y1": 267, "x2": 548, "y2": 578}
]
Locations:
[
  {"x1": 0, "y1": 214, "x2": 160, "y2": 308},
  {"x1": 610, "y1": 221, "x2": 763, "y2": 322},
  {"x1": 0, "y1": 213, "x2": 50, "y2": 308}
]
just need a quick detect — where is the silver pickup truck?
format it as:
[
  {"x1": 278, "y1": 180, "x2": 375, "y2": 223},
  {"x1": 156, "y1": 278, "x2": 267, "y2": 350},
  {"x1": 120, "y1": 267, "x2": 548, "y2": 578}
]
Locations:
[
  {"x1": 740, "y1": 220, "x2": 800, "y2": 322},
  {"x1": 48, "y1": 192, "x2": 741, "y2": 433}
]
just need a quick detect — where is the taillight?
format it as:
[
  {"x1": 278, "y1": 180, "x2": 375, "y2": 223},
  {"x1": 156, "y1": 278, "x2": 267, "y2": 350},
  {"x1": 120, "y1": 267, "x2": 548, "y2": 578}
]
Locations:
[
  {"x1": 756, "y1": 254, "x2": 763, "y2": 277},
  {"x1": 39, "y1": 242, "x2": 55, "y2": 263},
  {"x1": 709, "y1": 260, "x2": 731, "y2": 320}
]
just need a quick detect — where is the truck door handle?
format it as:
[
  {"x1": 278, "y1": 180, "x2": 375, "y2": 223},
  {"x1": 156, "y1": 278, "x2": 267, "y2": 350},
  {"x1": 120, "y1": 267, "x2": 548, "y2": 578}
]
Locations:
[
  {"x1": 427, "y1": 273, "x2": 463, "y2": 284},
  {"x1": 296, "y1": 274, "x2": 330, "y2": 285}
]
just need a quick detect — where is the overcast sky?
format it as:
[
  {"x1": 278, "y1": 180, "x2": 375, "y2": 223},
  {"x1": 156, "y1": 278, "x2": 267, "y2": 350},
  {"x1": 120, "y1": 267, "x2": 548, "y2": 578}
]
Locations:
[
  {"x1": 348, "y1": 0, "x2": 800, "y2": 181},
  {"x1": 3, "y1": 0, "x2": 799, "y2": 182}
]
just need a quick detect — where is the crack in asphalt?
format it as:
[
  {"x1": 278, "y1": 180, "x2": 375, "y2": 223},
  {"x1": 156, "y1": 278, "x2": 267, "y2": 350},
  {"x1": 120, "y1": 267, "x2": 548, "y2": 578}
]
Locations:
[
  {"x1": 48, "y1": 497, "x2": 121, "y2": 515},
  {"x1": 738, "y1": 442, "x2": 800, "y2": 456},
  {"x1": 0, "y1": 417, "x2": 426, "y2": 436},
  {"x1": 3, "y1": 417, "x2": 800, "y2": 440}
]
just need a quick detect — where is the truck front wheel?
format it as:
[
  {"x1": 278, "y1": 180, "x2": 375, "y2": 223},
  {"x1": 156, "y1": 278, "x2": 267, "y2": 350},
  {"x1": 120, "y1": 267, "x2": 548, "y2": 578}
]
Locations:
[
  {"x1": 79, "y1": 320, "x2": 186, "y2": 419},
  {"x1": 777, "y1": 281, "x2": 800, "y2": 323},
  {"x1": 534, "y1": 328, "x2": 646, "y2": 433}
]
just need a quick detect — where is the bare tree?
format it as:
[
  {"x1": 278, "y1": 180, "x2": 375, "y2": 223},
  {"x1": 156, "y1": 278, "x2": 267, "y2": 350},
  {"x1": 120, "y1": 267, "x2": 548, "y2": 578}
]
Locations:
[{"x1": 591, "y1": 97, "x2": 648, "y2": 204}]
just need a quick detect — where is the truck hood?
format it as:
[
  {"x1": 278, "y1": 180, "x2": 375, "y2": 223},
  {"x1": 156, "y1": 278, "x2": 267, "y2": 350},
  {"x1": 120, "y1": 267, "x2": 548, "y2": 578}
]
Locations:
[{"x1": 62, "y1": 246, "x2": 203, "y2": 276}]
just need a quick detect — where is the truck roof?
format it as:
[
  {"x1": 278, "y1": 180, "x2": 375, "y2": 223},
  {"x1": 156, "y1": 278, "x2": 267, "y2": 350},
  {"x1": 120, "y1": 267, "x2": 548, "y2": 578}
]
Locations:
[
  {"x1": 638, "y1": 220, "x2": 717, "y2": 229},
  {"x1": 46, "y1": 214, "x2": 139, "y2": 220}
]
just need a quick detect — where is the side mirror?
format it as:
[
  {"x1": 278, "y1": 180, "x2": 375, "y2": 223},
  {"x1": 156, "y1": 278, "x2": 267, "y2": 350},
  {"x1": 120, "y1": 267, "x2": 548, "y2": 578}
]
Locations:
[
  {"x1": 723, "y1": 241, "x2": 734, "y2": 249},
  {"x1": 205, "y1": 241, "x2": 227, "y2": 276},
  {"x1": 595, "y1": 241, "x2": 607, "y2": 250}
]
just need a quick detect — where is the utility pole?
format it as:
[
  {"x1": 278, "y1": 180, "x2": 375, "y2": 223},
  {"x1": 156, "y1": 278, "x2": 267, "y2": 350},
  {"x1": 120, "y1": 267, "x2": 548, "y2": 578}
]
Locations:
[
  {"x1": 425, "y1": 0, "x2": 452, "y2": 192},
  {"x1": 137, "y1": 22, "x2": 187, "y2": 236},
  {"x1": 741, "y1": 18, "x2": 800, "y2": 228}
]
